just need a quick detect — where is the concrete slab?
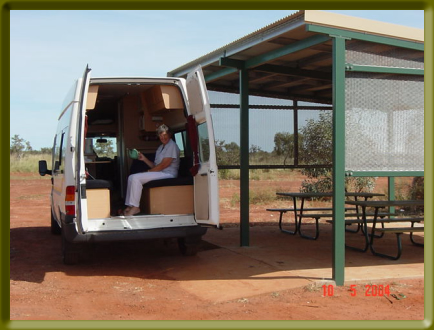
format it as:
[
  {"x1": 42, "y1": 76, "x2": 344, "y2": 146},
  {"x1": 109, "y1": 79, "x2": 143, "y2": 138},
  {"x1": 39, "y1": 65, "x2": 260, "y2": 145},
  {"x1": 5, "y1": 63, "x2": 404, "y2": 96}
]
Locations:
[
  {"x1": 165, "y1": 224, "x2": 423, "y2": 302},
  {"x1": 163, "y1": 248, "x2": 314, "y2": 302}
]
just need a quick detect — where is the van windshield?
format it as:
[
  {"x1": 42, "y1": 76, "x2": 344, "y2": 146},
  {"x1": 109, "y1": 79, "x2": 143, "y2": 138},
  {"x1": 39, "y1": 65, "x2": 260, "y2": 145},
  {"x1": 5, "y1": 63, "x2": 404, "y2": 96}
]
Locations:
[{"x1": 85, "y1": 137, "x2": 117, "y2": 160}]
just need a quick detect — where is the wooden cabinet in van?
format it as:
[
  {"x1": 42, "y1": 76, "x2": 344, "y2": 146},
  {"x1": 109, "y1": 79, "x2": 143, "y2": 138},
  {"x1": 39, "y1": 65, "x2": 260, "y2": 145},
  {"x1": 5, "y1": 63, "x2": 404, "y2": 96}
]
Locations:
[
  {"x1": 145, "y1": 85, "x2": 184, "y2": 113},
  {"x1": 141, "y1": 85, "x2": 186, "y2": 132}
]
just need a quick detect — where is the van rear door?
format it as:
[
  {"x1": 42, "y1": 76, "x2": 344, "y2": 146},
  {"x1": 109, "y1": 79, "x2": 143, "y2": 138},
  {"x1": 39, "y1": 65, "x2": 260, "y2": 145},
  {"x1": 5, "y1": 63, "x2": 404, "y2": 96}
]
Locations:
[
  {"x1": 75, "y1": 66, "x2": 92, "y2": 233},
  {"x1": 186, "y1": 66, "x2": 220, "y2": 227}
]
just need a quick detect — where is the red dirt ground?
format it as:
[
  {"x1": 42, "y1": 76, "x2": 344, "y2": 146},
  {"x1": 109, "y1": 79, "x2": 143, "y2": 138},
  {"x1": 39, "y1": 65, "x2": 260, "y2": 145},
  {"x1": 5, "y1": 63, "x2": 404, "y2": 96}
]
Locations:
[{"x1": 9, "y1": 173, "x2": 424, "y2": 321}]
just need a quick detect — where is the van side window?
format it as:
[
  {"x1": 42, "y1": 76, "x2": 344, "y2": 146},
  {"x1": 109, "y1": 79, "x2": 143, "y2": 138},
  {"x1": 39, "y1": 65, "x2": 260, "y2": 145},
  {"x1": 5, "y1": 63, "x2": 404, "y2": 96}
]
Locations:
[
  {"x1": 52, "y1": 134, "x2": 58, "y2": 166},
  {"x1": 59, "y1": 132, "x2": 65, "y2": 166},
  {"x1": 53, "y1": 132, "x2": 65, "y2": 172},
  {"x1": 197, "y1": 123, "x2": 210, "y2": 163}
]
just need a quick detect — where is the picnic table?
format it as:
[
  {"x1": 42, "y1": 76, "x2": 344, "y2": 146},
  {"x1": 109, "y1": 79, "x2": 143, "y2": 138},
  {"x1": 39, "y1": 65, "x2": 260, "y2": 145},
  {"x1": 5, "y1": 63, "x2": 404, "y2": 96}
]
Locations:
[
  {"x1": 344, "y1": 199, "x2": 424, "y2": 260},
  {"x1": 268, "y1": 192, "x2": 384, "y2": 240}
]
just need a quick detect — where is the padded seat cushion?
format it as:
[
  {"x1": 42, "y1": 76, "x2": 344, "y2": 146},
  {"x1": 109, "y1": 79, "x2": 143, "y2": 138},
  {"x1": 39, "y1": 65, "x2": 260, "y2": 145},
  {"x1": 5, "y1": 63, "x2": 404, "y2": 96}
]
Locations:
[
  {"x1": 132, "y1": 155, "x2": 193, "y2": 189},
  {"x1": 143, "y1": 176, "x2": 193, "y2": 188},
  {"x1": 86, "y1": 179, "x2": 112, "y2": 189}
]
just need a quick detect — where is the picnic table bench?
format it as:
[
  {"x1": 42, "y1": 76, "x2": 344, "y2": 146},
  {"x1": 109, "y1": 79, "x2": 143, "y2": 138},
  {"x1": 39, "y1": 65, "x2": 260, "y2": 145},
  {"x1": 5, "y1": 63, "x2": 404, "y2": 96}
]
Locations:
[
  {"x1": 266, "y1": 207, "x2": 333, "y2": 236},
  {"x1": 266, "y1": 207, "x2": 356, "y2": 239},
  {"x1": 298, "y1": 211, "x2": 402, "y2": 239},
  {"x1": 345, "y1": 200, "x2": 424, "y2": 260},
  {"x1": 327, "y1": 216, "x2": 423, "y2": 238},
  {"x1": 268, "y1": 192, "x2": 384, "y2": 240}
]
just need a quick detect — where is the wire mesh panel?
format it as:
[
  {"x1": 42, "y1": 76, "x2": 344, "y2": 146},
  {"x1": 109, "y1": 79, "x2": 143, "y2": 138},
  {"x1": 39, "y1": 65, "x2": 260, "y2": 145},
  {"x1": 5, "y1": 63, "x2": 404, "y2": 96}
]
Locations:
[
  {"x1": 346, "y1": 40, "x2": 424, "y2": 69},
  {"x1": 345, "y1": 40, "x2": 424, "y2": 172},
  {"x1": 345, "y1": 72, "x2": 424, "y2": 172}
]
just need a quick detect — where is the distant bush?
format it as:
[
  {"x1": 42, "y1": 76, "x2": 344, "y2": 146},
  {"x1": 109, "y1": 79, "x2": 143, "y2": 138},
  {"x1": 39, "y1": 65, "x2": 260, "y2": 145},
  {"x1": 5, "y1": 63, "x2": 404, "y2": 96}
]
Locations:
[
  {"x1": 10, "y1": 153, "x2": 51, "y2": 173},
  {"x1": 219, "y1": 169, "x2": 240, "y2": 180},
  {"x1": 409, "y1": 177, "x2": 424, "y2": 213},
  {"x1": 410, "y1": 177, "x2": 424, "y2": 200}
]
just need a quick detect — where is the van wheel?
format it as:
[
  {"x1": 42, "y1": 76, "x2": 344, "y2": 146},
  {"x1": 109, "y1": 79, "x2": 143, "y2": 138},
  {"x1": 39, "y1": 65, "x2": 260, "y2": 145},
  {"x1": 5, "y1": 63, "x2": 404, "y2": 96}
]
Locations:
[
  {"x1": 51, "y1": 211, "x2": 61, "y2": 235},
  {"x1": 177, "y1": 237, "x2": 200, "y2": 256},
  {"x1": 61, "y1": 231, "x2": 81, "y2": 265}
]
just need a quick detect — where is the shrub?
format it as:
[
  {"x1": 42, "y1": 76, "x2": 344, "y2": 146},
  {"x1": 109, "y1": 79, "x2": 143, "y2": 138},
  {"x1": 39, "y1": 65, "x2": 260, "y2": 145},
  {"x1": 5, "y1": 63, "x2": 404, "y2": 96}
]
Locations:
[{"x1": 219, "y1": 169, "x2": 240, "y2": 180}]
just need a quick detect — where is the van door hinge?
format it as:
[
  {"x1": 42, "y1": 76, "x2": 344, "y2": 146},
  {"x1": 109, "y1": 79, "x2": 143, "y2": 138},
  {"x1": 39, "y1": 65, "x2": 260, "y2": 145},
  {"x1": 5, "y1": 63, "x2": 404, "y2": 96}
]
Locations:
[
  {"x1": 80, "y1": 184, "x2": 87, "y2": 198},
  {"x1": 70, "y1": 136, "x2": 75, "y2": 152}
]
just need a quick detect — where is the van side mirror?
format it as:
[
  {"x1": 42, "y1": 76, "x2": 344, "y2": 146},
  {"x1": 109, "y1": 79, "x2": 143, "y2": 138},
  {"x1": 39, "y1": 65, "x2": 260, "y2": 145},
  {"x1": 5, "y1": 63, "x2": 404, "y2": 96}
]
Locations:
[{"x1": 38, "y1": 160, "x2": 52, "y2": 176}]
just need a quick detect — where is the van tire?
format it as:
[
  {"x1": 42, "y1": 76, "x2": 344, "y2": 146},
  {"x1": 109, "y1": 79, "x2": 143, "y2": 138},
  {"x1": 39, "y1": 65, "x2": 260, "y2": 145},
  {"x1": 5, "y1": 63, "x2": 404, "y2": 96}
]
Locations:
[
  {"x1": 177, "y1": 237, "x2": 200, "y2": 256},
  {"x1": 61, "y1": 230, "x2": 81, "y2": 265},
  {"x1": 51, "y1": 211, "x2": 61, "y2": 235}
]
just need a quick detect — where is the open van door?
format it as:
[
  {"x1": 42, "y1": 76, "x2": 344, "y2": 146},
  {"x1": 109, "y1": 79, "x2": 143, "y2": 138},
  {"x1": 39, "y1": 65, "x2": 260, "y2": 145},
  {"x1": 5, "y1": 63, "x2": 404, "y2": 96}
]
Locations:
[
  {"x1": 75, "y1": 65, "x2": 92, "y2": 233},
  {"x1": 186, "y1": 66, "x2": 220, "y2": 227}
]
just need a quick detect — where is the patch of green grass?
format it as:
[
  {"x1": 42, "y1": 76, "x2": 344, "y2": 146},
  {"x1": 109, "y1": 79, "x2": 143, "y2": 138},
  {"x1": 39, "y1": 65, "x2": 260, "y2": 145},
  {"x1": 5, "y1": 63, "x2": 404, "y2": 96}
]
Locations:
[{"x1": 230, "y1": 188, "x2": 277, "y2": 206}]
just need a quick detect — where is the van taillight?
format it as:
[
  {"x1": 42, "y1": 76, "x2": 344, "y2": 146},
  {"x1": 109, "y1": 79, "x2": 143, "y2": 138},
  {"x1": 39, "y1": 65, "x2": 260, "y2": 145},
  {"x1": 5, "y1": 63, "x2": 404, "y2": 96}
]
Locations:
[{"x1": 65, "y1": 186, "x2": 76, "y2": 215}]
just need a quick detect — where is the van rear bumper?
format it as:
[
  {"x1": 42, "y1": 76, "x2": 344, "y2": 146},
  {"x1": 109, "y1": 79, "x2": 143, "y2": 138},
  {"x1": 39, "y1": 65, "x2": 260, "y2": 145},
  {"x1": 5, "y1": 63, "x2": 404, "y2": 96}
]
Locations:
[{"x1": 62, "y1": 221, "x2": 207, "y2": 244}]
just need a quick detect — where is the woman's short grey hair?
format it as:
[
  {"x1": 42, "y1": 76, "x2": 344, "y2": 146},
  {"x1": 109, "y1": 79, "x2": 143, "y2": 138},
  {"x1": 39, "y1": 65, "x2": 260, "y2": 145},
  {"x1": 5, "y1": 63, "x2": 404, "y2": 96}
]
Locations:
[{"x1": 156, "y1": 124, "x2": 172, "y2": 136}]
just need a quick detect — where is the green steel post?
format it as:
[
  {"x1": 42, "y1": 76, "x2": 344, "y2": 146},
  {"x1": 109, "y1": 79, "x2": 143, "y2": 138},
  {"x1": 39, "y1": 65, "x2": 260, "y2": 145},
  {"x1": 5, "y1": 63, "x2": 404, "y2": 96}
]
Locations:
[
  {"x1": 293, "y1": 100, "x2": 299, "y2": 166},
  {"x1": 332, "y1": 36, "x2": 347, "y2": 286},
  {"x1": 240, "y1": 68, "x2": 250, "y2": 246},
  {"x1": 388, "y1": 177, "x2": 396, "y2": 215},
  {"x1": 218, "y1": 57, "x2": 250, "y2": 247}
]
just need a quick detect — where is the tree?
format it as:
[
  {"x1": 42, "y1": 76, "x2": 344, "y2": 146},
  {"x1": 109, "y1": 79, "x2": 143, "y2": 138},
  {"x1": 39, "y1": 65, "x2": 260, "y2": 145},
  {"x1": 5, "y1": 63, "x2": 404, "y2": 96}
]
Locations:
[
  {"x1": 215, "y1": 140, "x2": 240, "y2": 166},
  {"x1": 25, "y1": 141, "x2": 33, "y2": 153},
  {"x1": 10, "y1": 135, "x2": 32, "y2": 158},
  {"x1": 273, "y1": 132, "x2": 294, "y2": 165},
  {"x1": 298, "y1": 111, "x2": 376, "y2": 193},
  {"x1": 249, "y1": 144, "x2": 262, "y2": 154},
  {"x1": 93, "y1": 139, "x2": 116, "y2": 158},
  {"x1": 300, "y1": 112, "x2": 333, "y2": 165}
]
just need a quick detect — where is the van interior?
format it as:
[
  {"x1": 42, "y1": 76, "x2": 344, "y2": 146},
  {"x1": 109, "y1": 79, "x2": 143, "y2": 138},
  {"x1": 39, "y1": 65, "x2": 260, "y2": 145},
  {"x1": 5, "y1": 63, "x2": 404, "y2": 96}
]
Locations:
[{"x1": 84, "y1": 81, "x2": 194, "y2": 219}]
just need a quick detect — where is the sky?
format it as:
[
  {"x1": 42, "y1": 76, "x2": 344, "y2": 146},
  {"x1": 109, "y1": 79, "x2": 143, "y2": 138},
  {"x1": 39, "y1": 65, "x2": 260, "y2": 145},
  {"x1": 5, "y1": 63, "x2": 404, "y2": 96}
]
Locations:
[{"x1": 9, "y1": 10, "x2": 425, "y2": 150}]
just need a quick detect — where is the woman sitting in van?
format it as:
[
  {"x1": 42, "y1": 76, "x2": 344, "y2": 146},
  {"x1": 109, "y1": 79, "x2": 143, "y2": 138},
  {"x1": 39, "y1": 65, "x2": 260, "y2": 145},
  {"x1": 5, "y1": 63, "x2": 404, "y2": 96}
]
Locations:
[{"x1": 123, "y1": 124, "x2": 180, "y2": 216}]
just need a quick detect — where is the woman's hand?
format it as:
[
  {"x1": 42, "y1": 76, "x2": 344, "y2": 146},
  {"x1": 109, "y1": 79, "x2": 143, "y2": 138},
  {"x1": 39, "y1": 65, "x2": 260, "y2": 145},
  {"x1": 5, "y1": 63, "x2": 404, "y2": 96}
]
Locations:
[
  {"x1": 138, "y1": 152, "x2": 154, "y2": 169},
  {"x1": 138, "y1": 152, "x2": 146, "y2": 161}
]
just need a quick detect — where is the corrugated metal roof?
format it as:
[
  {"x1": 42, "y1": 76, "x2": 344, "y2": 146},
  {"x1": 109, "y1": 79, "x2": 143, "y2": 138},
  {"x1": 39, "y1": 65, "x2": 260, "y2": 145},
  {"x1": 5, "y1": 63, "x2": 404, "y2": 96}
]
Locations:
[
  {"x1": 168, "y1": 10, "x2": 424, "y2": 105},
  {"x1": 168, "y1": 10, "x2": 307, "y2": 78},
  {"x1": 304, "y1": 10, "x2": 423, "y2": 42}
]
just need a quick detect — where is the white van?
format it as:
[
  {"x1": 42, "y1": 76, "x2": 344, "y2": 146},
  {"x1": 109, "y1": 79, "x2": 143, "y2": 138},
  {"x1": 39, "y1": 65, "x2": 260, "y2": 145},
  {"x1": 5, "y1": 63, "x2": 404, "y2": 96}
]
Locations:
[{"x1": 39, "y1": 66, "x2": 219, "y2": 264}]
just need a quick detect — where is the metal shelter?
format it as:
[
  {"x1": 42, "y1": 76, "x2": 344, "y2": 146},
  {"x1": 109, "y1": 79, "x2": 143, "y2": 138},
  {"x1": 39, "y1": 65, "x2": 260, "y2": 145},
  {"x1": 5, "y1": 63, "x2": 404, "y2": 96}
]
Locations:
[{"x1": 168, "y1": 10, "x2": 424, "y2": 285}]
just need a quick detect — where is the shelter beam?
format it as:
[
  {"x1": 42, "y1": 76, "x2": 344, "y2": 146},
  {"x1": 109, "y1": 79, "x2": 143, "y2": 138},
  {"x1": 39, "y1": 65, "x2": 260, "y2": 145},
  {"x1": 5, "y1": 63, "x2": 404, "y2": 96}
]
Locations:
[
  {"x1": 306, "y1": 24, "x2": 424, "y2": 51},
  {"x1": 206, "y1": 34, "x2": 331, "y2": 84}
]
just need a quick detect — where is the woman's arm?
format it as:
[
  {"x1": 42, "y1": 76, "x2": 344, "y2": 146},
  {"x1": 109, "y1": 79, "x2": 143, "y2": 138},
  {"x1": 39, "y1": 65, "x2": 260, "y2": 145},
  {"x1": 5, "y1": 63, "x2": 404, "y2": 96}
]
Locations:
[
  {"x1": 148, "y1": 157, "x2": 173, "y2": 172},
  {"x1": 137, "y1": 153, "x2": 155, "y2": 169}
]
